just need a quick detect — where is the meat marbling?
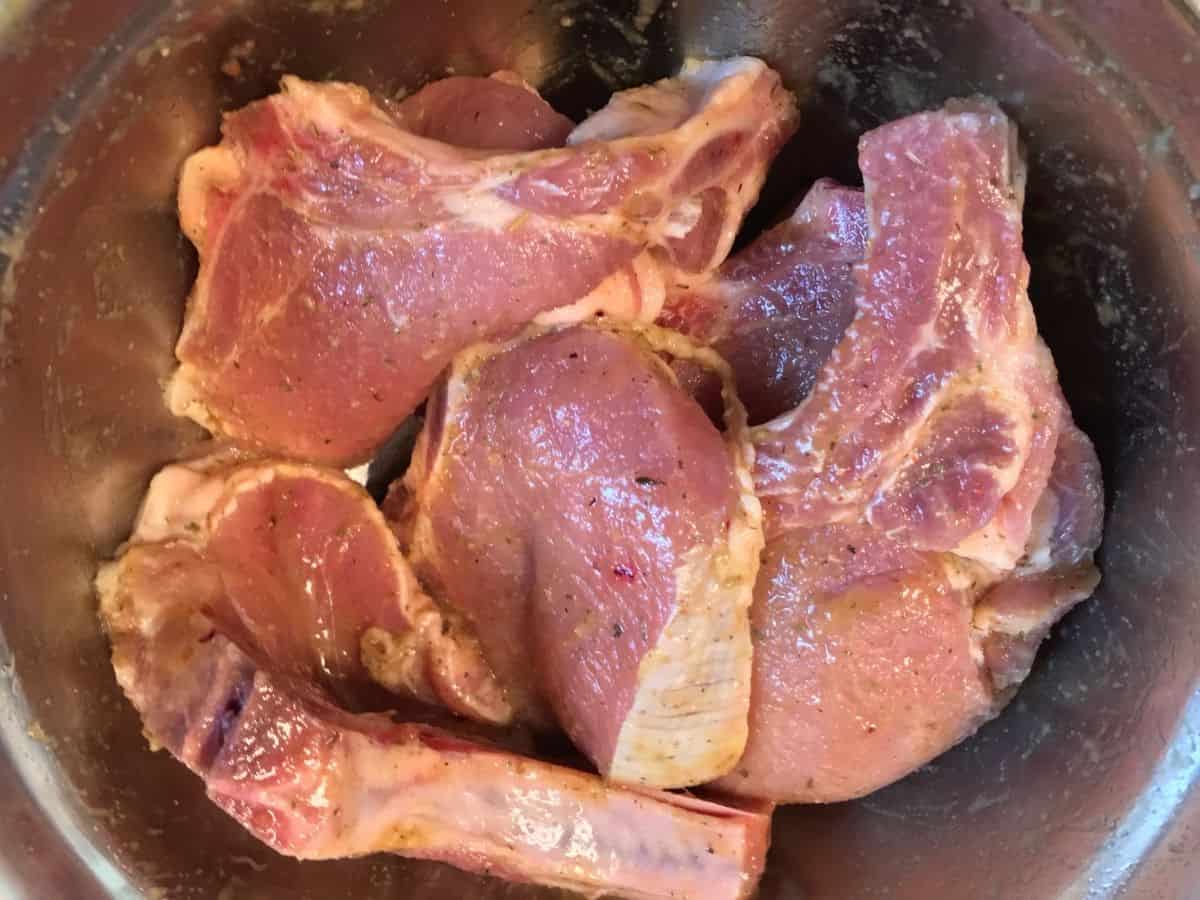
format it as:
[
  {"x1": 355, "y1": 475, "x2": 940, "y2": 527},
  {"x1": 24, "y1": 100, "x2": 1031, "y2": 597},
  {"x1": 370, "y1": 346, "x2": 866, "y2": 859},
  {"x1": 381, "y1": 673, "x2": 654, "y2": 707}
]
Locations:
[
  {"x1": 169, "y1": 57, "x2": 797, "y2": 465},
  {"x1": 707, "y1": 100, "x2": 1103, "y2": 803},
  {"x1": 98, "y1": 462, "x2": 772, "y2": 900},
  {"x1": 753, "y1": 100, "x2": 1058, "y2": 566},
  {"x1": 392, "y1": 323, "x2": 764, "y2": 788}
]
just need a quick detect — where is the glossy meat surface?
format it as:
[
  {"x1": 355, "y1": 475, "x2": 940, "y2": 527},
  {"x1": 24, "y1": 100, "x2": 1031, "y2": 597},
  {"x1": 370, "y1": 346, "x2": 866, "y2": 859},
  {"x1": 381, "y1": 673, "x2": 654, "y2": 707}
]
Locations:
[
  {"x1": 753, "y1": 101, "x2": 1058, "y2": 566},
  {"x1": 125, "y1": 456, "x2": 509, "y2": 723},
  {"x1": 97, "y1": 509, "x2": 772, "y2": 899},
  {"x1": 169, "y1": 58, "x2": 797, "y2": 465},
  {"x1": 717, "y1": 524, "x2": 995, "y2": 802},
  {"x1": 664, "y1": 178, "x2": 866, "y2": 424},
  {"x1": 715, "y1": 100, "x2": 1104, "y2": 803},
  {"x1": 394, "y1": 324, "x2": 763, "y2": 788}
]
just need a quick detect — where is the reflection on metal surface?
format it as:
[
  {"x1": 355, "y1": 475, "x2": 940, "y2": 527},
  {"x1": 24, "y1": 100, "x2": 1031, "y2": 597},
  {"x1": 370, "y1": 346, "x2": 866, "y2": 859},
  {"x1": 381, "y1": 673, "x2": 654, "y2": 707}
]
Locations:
[
  {"x1": 0, "y1": 1, "x2": 1197, "y2": 898},
  {"x1": 0, "y1": 633, "x2": 129, "y2": 899},
  {"x1": 1073, "y1": 686, "x2": 1200, "y2": 898}
]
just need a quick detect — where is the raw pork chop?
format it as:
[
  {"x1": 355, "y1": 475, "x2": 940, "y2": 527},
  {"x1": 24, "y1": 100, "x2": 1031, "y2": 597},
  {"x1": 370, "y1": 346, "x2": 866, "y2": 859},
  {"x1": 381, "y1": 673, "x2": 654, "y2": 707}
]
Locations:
[
  {"x1": 169, "y1": 57, "x2": 797, "y2": 465},
  {"x1": 753, "y1": 100, "x2": 1061, "y2": 567},
  {"x1": 97, "y1": 513, "x2": 772, "y2": 899},
  {"x1": 713, "y1": 100, "x2": 1103, "y2": 803},
  {"x1": 392, "y1": 323, "x2": 764, "y2": 788},
  {"x1": 126, "y1": 456, "x2": 510, "y2": 724},
  {"x1": 662, "y1": 178, "x2": 866, "y2": 424}
]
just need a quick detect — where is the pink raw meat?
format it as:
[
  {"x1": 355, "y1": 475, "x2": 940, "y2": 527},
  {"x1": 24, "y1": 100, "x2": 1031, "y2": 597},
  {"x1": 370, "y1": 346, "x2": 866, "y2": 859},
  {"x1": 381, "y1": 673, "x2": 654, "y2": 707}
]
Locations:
[
  {"x1": 713, "y1": 100, "x2": 1104, "y2": 803},
  {"x1": 125, "y1": 455, "x2": 510, "y2": 723},
  {"x1": 98, "y1": 509, "x2": 772, "y2": 899},
  {"x1": 169, "y1": 58, "x2": 797, "y2": 465},
  {"x1": 662, "y1": 178, "x2": 866, "y2": 424},
  {"x1": 392, "y1": 323, "x2": 763, "y2": 788},
  {"x1": 718, "y1": 523, "x2": 997, "y2": 803},
  {"x1": 387, "y1": 70, "x2": 574, "y2": 151},
  {"x1": 753, "y1": 99, "x2": 1059, "y2": 567}
]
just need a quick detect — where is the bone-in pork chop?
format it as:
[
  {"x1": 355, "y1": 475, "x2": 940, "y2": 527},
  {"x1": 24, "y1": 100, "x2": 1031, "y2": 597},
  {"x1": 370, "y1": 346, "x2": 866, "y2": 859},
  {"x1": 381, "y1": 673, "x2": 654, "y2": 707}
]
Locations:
[
  {"x1": 169, "y1": 58, "x2": 797, "y2": 465},
  {"x1": 97, "y1": 502, "x2": 772, "y2": 900},
  {"x1": 124, "y1": 455, "x2": 510, "y2": 723},
  {"x1": 711, "y1": 100, "x2": 1103, "y2": 803},
  {"x1": 391, "y1": 323, "x2": 763, "y2": 788}
]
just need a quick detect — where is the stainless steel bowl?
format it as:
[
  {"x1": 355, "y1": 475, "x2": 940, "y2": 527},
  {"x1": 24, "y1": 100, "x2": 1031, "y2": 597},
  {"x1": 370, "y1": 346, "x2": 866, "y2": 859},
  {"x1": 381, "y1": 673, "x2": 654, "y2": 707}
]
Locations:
[{"x1": 1, "y1": 2, "x2": 1198, "y2": 897}]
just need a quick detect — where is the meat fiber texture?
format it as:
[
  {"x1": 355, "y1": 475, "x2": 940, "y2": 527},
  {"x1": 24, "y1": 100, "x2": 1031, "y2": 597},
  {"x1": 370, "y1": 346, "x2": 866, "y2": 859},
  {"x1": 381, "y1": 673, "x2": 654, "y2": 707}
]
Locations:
[
  {"x1": 661, "y1": 177, "x2": 867, "y2": 425},
  {"x1": 672, "y1": 99, "x2": 1105, "y2": 804},
  {"x1": 111, "y1": 454, "x2": 510, "y2": 723},
  {"x1": 168, "y1": 57, "x2": 797, "y2": 465},
  {"x1": 392, "y1": 322, "x2": 764, "y2": 789},
  {"x1": 97, "y1": 456, "x2": 772, "y2": 900}
]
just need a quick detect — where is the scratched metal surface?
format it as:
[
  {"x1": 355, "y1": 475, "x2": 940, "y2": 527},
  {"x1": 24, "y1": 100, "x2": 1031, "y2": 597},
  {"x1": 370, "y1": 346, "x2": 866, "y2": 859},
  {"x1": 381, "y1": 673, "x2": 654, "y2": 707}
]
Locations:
[{"x1": 0, "y1": 1, "x2": 1198, "y2": 898}]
